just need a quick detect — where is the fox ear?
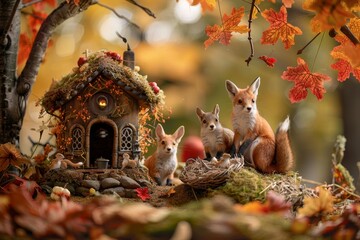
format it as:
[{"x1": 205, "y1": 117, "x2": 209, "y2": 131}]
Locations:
[
  {"x1": 155, "y1": 124, "x2": 165, "y2": 141},
  {"x1": 196, "y1": 107, "x2": 204, "y2": 120},
  {"x1": 249, "y1": 77, "x2": 260, "y2": 96},
  {"x1": 173, "y1": 126, "x2": 185, "y2": 143},
  {"x1": 213, "y1": 104, "x2": 220, "y2": 116},
  {"x1": 225, "y1": 80, "x2": 239, "y2": 99}
]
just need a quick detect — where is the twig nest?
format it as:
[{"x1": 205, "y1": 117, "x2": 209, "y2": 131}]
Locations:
[
  {"x1": 180, "y1": 156, "x2": 244, "y2": 189},
  {"x1": 50, "y1": 186, "x2": 71, "y2": 200}
]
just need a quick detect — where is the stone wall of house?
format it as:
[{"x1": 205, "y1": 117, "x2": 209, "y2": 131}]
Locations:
[{"x1": 41, "y1": 168, "x2": 153, "y2": 198}]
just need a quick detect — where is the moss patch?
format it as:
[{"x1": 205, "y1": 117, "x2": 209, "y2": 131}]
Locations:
[{"x1": 211, "y1": 167, "x2": 315, "y2": 206}]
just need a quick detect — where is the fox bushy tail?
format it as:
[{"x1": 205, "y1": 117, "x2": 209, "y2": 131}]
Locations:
[{"x1": 274, "y1": 116, "x2": 294, "y2": 173}]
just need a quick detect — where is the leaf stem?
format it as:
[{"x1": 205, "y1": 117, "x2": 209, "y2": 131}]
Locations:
[
  {"x1": 311, "y1": 32, "x2": 325, "y2": 72},
  {"x1": 297, "y1": 32, "x2": 320, "y2": 55},
  {"x1": 245, "y1": 0, "x2": 256, "y2": 66}
]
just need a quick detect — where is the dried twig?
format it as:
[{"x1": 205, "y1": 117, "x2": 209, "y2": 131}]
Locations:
[
  {"x1": 20, "y1": 0, "x2": 43, "y2": 9},
  {"x1": 245, "y1": 0, "x2": 257, "y2": 66}
]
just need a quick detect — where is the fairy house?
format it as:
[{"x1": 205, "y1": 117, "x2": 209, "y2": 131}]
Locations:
[{"x1": 40, "y1": 50, "x2": 165, "y2": 168}]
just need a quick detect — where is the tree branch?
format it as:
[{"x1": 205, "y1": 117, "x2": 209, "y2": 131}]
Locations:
[
  {"x1": 125, "y1": 0, "x2": 155, "y2": 18},
  {"x1": 96, "y1": 2, "x2": 140, "y2": 29},
  {"x1": 17, "y1": 0, "x2": 97, "y2": 97},
  {"x1": 245, "y1": 0, "x2": 256, "y2": 66},
  {"x1": 0, "y1": 0, "x2": 21, "y2": 43}
]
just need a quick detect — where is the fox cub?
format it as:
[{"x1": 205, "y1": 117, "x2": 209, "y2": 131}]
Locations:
[
  {"x1": 196, "y1": 104, "x2": 234, "y2": 159},
  {"x1": 225, "y1": 77, "x2": 294, "y2": 173},
  {"x1": 145, "y1": 124, "x2": 185, "y2": 186}
]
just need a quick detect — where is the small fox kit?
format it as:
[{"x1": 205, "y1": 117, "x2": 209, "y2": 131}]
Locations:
[
  {"x1": 225, "y1": 77, "x2": 294, "y2": 173},
  {"x1": 145, "y1": 124, "x2": 185, "y2": 186},
  {"x1": 196, "y1": 104, "x2": 234, "y2": 159}
]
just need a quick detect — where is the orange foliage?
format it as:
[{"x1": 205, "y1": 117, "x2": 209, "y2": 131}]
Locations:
[
  {"x1": 303, "y1": 0, "x2": 356, "y2": 32},
  {"x1": 281, "y1": 58, "x2": 331, "y2": 103},
  {"x1": 261, "y1": 6, "x2": 302, "y2": 49},
  {"x1": 331, "y1": 18, "x2": 360, "y2": 81},
  {"x1": 204, "y1": 7, "x2": 249, "y2": 48}
]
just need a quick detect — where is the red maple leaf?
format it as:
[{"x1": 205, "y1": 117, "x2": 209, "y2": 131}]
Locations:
[
  {"x1": 331, "y1": 59, "x2": 360, "y2": 82},
  {"x1": 204, "y1": 7, "x2": 249, "y2": 48},
  {"x1": 281, "y1": 57, "x2": 331, "y2": 103},
  {"x1": 261, "y1": 6, "x2": 302, "y2": 49},
  {"x1": 259, "y1": 55, "x2": 277, "y2": 67},
  {"x1": 135, "y1": 187, "x2": 151, "y2": 201}
]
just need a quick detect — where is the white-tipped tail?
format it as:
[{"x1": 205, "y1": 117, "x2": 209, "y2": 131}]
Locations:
[{"x1": 278, "y1": 116, "x2": 290, "y2": 132}]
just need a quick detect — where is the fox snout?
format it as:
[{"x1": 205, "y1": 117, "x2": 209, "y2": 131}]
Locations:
[{"x1": 159, "y1": 140, "x2": 176, "y2": 154}]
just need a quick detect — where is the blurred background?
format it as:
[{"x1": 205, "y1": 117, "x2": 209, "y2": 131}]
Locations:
[{"x1": 19, "y1": 0, "x2": 360, "y2": 188}]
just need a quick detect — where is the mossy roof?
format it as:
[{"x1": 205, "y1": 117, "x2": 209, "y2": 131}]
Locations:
[{"x1": 41, "y1": 51, "x2": 165, "y2": 114}]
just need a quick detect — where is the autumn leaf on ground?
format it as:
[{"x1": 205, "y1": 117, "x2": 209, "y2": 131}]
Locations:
[
  {"x1": 303, "y1": 0, "x2": 355, "y2": 32},
  {"x1": 234, "y1": 191, "x2": 291, "y2": 216},
  {"x1": 261, "y1": 6, "x2": 302, "y2": 49},
  {"x1": 297, "y1": 187, "x2": 334, "y2": 218},
  {"x1": 281, "y1": 57, "x2": 331, "y2": 103},
  {"x1": 159, "y1": 187, "x2": 176, "y2": 198},
  {"x1": 136, "y1": 187, "x2": 151, "y2": 201},
  {"x1": 259, "y1": 55, "x2": 277, "y2": 67},
  {"x1": 187, "y1": 0, "x2": 216, "y2": 12},
  {"x1": 204, "y1": 7, "x2": 249, "y2": 48}
]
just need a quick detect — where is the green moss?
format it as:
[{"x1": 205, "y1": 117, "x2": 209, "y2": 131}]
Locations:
[{"x1": 211, "y1": 167, "x2": 312, "y2": 206}]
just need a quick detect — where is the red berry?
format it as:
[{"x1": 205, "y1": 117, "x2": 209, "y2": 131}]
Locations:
[
  {"x1": 106, "y1": 51, "x2": 122, "y2": 62},
  {"x1": 149, "y1": 82, "x2": 157, "y2": 87},
  {"x1": 153, "y1": 86, "x2": 160, "y2": 94},
  {"x1": 77, "y1": 57, "x2": 87, "y2": 67}
]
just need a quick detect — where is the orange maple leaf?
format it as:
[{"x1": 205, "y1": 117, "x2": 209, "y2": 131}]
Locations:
[
  {"x1": 188, "y1": 0, "x2": 216, "y2": 12},
  {"x1": 261, "y1": 6, "x2": 302, "y2": 49},
  {"x1": 282, "y1": 0, "x2": 294, "y2": 8},
  {"x1": 281, "y1": 57, "x2": 331, "y2": 103},
  {"x1": 204, "y1": 7, "x2": 249, "y2": 48},
  {"x1": 330, "y1": 18, "x2": 360, "y2": 81},
  {"x1": 331, "y1": 59, "x2": 360, "y2": 82},
  {"x1": 303, "y1": 0, "x2": 355, "y2": 32}
]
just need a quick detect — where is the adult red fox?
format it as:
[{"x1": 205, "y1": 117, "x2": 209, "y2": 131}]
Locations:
[
  {"x1": 196, "y1": 104, "x2": 234, "y2": 160},
  {"x1": 145, "y1": 124, "x2": 185, "y2": 186},
  {"x1": 225, "y1": 77, "x2": 294, "y2": 173}
]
